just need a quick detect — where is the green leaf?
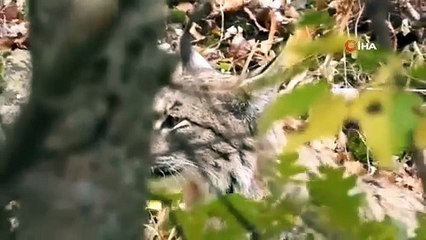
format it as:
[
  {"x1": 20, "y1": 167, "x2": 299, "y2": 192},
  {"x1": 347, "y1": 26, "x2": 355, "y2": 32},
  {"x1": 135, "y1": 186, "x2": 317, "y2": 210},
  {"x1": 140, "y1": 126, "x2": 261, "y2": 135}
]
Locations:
[
  {"x1": 414, "y1": 117, "x2": 426, "y2": 149},
  {"x1": 346, "y1": 131, "x2": 372, "y2": 165},
  {"x1": 349, "y1": 89, "x2": 423, "y2": 168},
  {"x1": 218, "y1": 58, "x2": 233, "y2": 72},
  {"x1": 408, "y1": 64, "x2": 426, "y2": 80},
  {"x1": 390, "y1": 91, "x2": 423, "y2": 153},
  {"x1": 204, "y1": 194, "x2": 264, "y2": 238},
  {"x1": 294, "y1": 34, "x2": 350, "y2": 56},
  {"x1": 298, "y1": 10, "x2": 334, "y2": 27},
  {"x1": 175, "y1": 208, "x2": 209, "y2": 240},
  {"x1": 204, "y1": 226, "x2": 247, "y2": 240},
  {"x1": 285, "y1": 95, "x2": 348, "y2": 152},
  {"x1": 413, "y1": 213, "x2": 426, "y2": 239},
  {"x1": 276, "y1": 153, "x2": 308, "y2": 183},
  {"x1": 168, "y1": 9, "x2": 186, "y2": 24},
  {"x1": 307, "y1": 167, "x2": 362, "y2": 233},
  {"x1": 258, "y1": 81, "x2": 330, "y2": 134},
  {"x1": 358, "y1": 217, "x2": 400, "y2": 239},
  {"x1": 204, "y1": 194, "x2": 299, "y2": 239},
  {"x1": 356, "y1": 49, "x2": 390, "y2": 72},
  {"x1": 348, "y1": 90, "x2": 394, "y2": 168},
  {"x1": 260, "y1": 198, "x2": 301, "y2": 239}
]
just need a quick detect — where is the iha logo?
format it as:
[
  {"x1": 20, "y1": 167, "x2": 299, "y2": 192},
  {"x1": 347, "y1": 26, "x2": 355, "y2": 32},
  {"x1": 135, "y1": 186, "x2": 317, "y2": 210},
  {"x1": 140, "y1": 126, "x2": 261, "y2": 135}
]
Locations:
[{"x1": 344, "y1": 39, "x2": 377, "y2": 53}]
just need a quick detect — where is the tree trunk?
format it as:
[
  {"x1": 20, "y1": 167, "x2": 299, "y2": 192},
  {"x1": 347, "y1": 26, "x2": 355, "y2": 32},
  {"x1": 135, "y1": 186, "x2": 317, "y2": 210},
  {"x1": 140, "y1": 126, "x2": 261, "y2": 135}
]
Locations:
[{"x1": 0, "y1": 0, "x2": 176, "y2": 239}]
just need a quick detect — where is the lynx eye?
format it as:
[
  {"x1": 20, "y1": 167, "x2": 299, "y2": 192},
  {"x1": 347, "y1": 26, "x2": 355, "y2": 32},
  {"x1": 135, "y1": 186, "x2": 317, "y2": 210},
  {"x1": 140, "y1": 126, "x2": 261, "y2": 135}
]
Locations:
[{"x1": 161, "y1": 115, "x2": 182, "y2": 129}]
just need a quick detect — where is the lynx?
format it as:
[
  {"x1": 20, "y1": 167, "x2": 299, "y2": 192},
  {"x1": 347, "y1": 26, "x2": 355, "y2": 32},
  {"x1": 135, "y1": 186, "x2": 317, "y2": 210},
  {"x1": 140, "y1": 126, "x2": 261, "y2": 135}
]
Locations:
[{"x1": 149, "y1": 62, "x2": 281, "y2": 200}]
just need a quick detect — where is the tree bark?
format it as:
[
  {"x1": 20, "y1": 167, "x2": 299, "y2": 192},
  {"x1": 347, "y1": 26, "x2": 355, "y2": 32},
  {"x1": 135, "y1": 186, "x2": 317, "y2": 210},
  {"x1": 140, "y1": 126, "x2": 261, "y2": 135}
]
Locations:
[{"x1": 0, "y1": 0, "x2": 176, "y2": 239}]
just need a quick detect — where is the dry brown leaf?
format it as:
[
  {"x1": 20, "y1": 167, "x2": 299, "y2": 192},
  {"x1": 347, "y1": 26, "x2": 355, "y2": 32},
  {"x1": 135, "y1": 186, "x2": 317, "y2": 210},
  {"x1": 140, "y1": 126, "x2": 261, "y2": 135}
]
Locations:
[
  {"x1": 344, "y1": 160, "x2": 366, "y2": 176},
  {"x1": 229, "y1": 33, "x2": 251, "y2": 60},
  {"x1": 259, "y1": 39, "x2": 272, "y2": 56},
  {"x1": 0, "y1": 37, "x2": 14, "y2": 50},
  {"x1": 214, "y1": 0, "x2": 247, "y2": 13},
  {"x1": 335, "y1": 151, "x2": 352, "y2": 164},
  {"x1": 332, "y1": 0, "x2": 359, "y2": 31},
  {"x1": 257, "y1": 8, "x2": 272, "y2": 29},
  {"x1": 259, "y1": 9, "x2": 277, "y2": 54},
  {"x1": 394, "y1": 164, "x2": 424, "y2": 193},
  {"x1": 243, "y1": 7, "x2": 269, "y2": 32},
  {"x1": 405, "y1": 176, "x2": 423, "y2": 193},
  {"x1": 189, "y1": 23, "x2": 206, "y2": 42},
  {"x1": 156, "y1": 207, "x2": 170, "y2": 235},
  {"x1": 13, "y1": 31, "x2": 29, "y2": 49},
  {"x1": 175, "y1": 2, "x2": 194, "y2": 14},
  {"x1": 284, "y1": 5, "x2": 300, "y2": 19},
  {"x1": 316, "y1": 0, "x2": 329, "y2": 11},
  {"x1": 0, "y1": 1, "x2": 23, "y2": 21},
  {"x1": 282, "y1": 117, "x2": 304, "y2": 133}
]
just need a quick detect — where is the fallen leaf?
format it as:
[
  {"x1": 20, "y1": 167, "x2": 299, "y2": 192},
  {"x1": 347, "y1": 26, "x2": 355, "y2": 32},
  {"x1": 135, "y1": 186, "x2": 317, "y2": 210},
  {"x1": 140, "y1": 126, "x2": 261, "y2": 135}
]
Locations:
[
  {"x1": 189, "y1": 23, "x2": 206, "y2": 42},
  {"x1": 13, "y1": 31, "x2": 29, "y2": 49},
  {"x1": 156, "y1": 207, "x2": 170, "y2": 232},
  {"x1": 243, "y1": 7, "x2": 269, "y2": 32},
  {"x1": 336, "y1": 151, "x2": 354, "y2": 164},
  {"x1": 284, "y1": 5, "x2": 300, "y2": 18},
  {"x1": 282, "y1": 117, "x2": 305, "y2": 132},
  {"x1": 0, "y1": 1, "x2": 24, "y2": 21},
  {"x1": 344, "y1": 160, "x2": 366, "y2": 176},
  {"x1": 214, "y1": 0, "x2": 248, "y2": 13},
  {"x1": 0, "y1": 37, "x2": 14, "y2": 50},
  {"x1": 228, "y1": 32, "x2": 251, "y2": 66},
  {"x1": 259, "y1": 9, "x2": 277, "y2": 55},
  {"x1": 316, "y1": 0, "x2": 329, "y2": 10},
  {"x1": 175, "y1": 2, "x2": 194, "y2": 14}
]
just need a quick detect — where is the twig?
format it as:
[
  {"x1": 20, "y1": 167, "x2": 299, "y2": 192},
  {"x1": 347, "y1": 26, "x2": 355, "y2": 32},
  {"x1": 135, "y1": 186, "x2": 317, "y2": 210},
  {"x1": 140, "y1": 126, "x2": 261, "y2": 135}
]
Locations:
[
  {"x1": 354, "y1": 3, "x2": 365, "y2": 38},
  {"x1": 239, "y1": 40, "x2": 259, "y2": 83},
  {"x1": 212, "y1": 2, "x2": 225, "y2": 50}
]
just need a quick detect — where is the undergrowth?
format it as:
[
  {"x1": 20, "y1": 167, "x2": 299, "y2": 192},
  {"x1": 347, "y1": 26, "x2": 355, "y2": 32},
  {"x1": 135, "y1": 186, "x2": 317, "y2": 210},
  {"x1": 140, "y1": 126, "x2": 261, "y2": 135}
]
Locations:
[{"x1": 147, "y1": 8, "x2": 426, "y2": 240}]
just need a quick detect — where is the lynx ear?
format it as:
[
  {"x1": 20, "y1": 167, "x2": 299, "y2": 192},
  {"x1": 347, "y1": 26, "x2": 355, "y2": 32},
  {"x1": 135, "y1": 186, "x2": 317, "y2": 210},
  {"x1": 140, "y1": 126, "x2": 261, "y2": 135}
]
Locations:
[
  {"x1": 182, "y1": 46, "x2": 215, "y2": 72},
  {"x1": 179, "y1": 0, "x2": 214, "y2": 71},
  {"x1": 172, "y1": 38, "x2": 239, "y2": 89}
]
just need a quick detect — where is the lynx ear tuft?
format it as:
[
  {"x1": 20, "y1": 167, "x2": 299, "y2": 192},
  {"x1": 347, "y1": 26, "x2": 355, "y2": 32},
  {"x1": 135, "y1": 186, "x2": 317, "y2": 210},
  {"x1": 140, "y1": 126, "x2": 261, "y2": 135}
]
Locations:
[{"x1": 179, "y1": 0, "x2": 214, "y2": 72}]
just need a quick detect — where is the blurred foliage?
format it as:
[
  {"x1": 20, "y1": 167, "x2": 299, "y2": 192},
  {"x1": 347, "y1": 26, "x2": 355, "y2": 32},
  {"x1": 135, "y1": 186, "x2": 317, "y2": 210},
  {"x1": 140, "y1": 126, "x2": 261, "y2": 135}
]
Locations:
[
  {"x1": 346, "y1": 130, "x2": 373, "y2": 166},
  {"x1": 149, "y1": 8, "x2": 426, "y2": 240},
  {"x1": 168, "y1": 8, "x2": 187, "y2": 24}
]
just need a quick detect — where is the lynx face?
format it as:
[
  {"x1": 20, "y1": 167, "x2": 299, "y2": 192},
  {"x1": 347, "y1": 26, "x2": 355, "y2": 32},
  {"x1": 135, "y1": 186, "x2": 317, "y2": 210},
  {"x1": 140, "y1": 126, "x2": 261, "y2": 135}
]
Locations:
[{"x1": 149, "y1": 69, "x2": 271, "y2": 198}]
